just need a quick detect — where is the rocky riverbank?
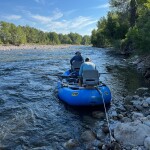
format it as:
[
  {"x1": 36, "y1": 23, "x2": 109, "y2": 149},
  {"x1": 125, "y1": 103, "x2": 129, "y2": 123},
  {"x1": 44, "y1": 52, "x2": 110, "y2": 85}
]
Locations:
[
  {"x1": 63, "y1": 52, "x2": 150, "y2": 150},
  {"x1": 0, "y1": 45, "x2": 149, "y2": 149},
  {"x1": 0, "y1": 44, "x2": 71, "y2": 51},
  {"x1": 129, "y1": 55, "x2": 150, "y2": 82},
  {"x1": 63, "y1": 88, "x2": 150, "y2": 150}
]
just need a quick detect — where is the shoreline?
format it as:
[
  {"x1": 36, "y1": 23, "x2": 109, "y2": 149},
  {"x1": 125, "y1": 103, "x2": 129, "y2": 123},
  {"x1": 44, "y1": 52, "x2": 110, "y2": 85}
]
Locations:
[{"x1": 0, "y1": 44, "x2": 72, "y2": 51}]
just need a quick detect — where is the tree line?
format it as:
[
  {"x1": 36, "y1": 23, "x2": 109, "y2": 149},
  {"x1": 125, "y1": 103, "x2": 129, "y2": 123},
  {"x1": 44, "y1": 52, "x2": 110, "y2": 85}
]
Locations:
[
  {"x1": 91, "y1": 0, "x2": 150, "y2": 55},
  {"x1": 0, "y1": 21, "x2": 91, "y2": 46}
]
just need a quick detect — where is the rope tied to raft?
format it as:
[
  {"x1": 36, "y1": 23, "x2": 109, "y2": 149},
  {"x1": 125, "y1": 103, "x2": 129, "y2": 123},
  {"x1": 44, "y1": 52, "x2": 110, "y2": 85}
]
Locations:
[{"x1": 96, "y1": 86, "x2": 116, "y2": 143}]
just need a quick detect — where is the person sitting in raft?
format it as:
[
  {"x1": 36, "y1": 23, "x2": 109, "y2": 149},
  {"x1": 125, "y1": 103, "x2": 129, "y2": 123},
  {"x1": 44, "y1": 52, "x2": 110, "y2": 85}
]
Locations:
[
  {"x1": 70, "y1": 51, "x2": 84, "y2": 72},
  {"x1": 78, "y1": 57, "x2": 97, "y2": 86}
]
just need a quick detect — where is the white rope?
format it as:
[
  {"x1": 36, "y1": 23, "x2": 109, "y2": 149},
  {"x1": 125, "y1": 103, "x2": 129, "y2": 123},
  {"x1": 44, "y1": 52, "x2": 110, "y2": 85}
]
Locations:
[{"x1": 96, "y1": 87, "x2": 115, "y2": 143}]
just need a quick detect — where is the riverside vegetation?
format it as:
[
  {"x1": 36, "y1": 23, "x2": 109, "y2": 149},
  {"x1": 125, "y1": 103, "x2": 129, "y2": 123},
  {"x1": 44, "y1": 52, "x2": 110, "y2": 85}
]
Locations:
[
  {"x1": 1, "y1": 1, "x2": 149, "y2": 80},
  {"x1": 0, "y1": 22, "x2": 91, "y2": 46},
  {"x1": 91, "y1": 0, "x2": 150, "y2": 81}
]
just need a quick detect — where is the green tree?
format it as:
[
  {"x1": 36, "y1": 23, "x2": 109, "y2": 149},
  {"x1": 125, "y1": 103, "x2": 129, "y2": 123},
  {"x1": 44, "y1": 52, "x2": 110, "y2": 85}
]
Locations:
[
  {"x1": 0, "y1": 21, "x2": 11, "y2": 44},
  {"x1": 82, "y1": 35, "x2": 91, "y2": 45},
  {"x1": 48, "y1": 32, "x2": 60, "y2": 45},
  {"x1": 68, "y1": 32, "x2": 82, "y2": 44},
  {"x1": 91, "y1": 29, "x2": 98, "y2": 47}
]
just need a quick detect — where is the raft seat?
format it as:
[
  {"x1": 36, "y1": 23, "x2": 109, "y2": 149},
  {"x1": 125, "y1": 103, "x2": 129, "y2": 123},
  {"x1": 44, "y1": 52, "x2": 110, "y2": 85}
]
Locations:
[
  {"x1": 82, "y1": 70, "x2": 100, "y2": 86},
  {"x1": 72, "y1": 61, "x2": 82, "y2": 71}
]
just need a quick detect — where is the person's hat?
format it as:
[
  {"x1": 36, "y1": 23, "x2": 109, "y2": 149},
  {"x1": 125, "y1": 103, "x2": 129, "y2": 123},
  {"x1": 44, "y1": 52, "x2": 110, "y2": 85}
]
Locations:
[
  {"x1": 75, "y1": 51, "x2": 81, "y2": 54},
  {"x1": 85, "y1": 57, "x2": 90, "y2": 61}
]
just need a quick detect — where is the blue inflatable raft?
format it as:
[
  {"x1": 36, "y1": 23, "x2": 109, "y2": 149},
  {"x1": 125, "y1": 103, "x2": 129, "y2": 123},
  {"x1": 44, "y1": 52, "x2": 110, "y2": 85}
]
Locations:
[{"x1": 57, "y1": 70, "x2": 112, "y2": 106}]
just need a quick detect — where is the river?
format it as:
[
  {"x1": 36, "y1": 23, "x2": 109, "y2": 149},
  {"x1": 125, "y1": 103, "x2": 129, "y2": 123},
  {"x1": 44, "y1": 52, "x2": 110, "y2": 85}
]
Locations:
[{"x1": 0, "y1": 46, "x2": 149, "y2": 149}]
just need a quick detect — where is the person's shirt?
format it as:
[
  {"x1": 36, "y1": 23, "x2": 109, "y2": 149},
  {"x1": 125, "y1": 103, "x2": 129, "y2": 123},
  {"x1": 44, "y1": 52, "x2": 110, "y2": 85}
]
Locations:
[
  {"x1": 70, "y1": 55, "x2": 84, "y2": 65},
  {"x1": 79, "y1": 61, "x2": 96, "y2": 76}
]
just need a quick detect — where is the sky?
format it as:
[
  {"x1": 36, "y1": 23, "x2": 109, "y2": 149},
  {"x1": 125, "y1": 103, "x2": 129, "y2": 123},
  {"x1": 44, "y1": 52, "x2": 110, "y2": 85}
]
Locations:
[{"x1": 0, "y1": 0, "x2": 110, "y2": 36}]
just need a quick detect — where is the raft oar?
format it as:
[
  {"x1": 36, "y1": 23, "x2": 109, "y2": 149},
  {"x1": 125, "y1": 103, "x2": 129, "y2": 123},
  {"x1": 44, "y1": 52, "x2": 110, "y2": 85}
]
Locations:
[
  {"x1": 100, "y1": 73, "x2": 110, "y2": 74},
  {"x1": 58, "y1": 75, "x2": 80, "y2": 79},
  {"x1": 95, "y1": 86, "x2": 116, "y2": 143},
  {"x1": 52, "y1": 72, "x2": 110, "y2": 78}
]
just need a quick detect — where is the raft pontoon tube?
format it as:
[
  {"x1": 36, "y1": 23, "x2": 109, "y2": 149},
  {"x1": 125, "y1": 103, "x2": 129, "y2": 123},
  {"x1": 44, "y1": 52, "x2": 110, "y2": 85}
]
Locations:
[{"x1": 57, "y1": 70, "x2": 112, "y2": 106}]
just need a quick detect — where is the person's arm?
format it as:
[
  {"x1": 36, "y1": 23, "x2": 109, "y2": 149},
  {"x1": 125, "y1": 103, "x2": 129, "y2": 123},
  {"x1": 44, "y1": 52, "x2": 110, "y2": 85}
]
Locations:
[
  {"x1": 79, "y1": 64, "x2": 83, "y2": 76},
  {"x1": 70, "y1": 57, "x2": 74, "y2": 65},
  {"x1": 81, "y1": 56, "x2": 84, "y2": 63}
]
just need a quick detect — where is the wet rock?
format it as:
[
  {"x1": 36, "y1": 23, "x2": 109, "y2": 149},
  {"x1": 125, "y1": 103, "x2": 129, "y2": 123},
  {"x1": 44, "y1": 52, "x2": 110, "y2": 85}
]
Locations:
[
  {"x1": 144, "y1": 69, "x2": 150, "y2": 79},
  {"x1": 131, "y1": 146, "x2": 143, "y2": 150},
  {"x1": 63, "y1": 139, "x2": 79, "y2": 149},
  {"x1": 132, "y1": 112, "x2": 144, "y2": 121},
  {"x1": 135, "y1": 87, "x2": 149, "y2": 96},
  {"x1": 85, "y1": 145, "x2": 99, "y2": 150},
  {"x1": 134, "y1": 104, "x2": 143, "y2": 111},
  {"x1": 117, "y1": 105, "x2": 126, "y2": 112},
  {"x1": 124, "y1": 96, "x2": 133, "y2": 104},
  {"x1": 144, "y1": 137, "x2": 150, "y2": 150},
  {"x1": 143, "y1": 92, "x2": 150, "y2": 97},
  {"x1": 131, "y1": 100, "x2": 142, "y2": 107},
  {"x1": 102, "y1": 125, "x2": 109, "y2": 134},
  {"x1": 142, "y1": 116, "x2": 150, "y2": 127},
  {"x1": 110, "y1": 142, "x2": 121, "y2": 150},
  {"x1": 114, "y1": 122, "x2": 150, "y2": 147},
  {"x1": 137, "y1": 61, "x2": 145, "y2": 72},
  {"x1": 132, "y1": 95, "x2": 140, "y2": 100},
  {"x1": 82, "y1": 116, "x2": 94, "y2": 125},
  {"x1": 96, "y1": 129, "x2": 106, "y2": 140},
  {"x1": 145, "y1": 97, "x2": 150, "y2": 105},
  {"x1": 121, "y1": 117, "x2": 132, "y2": 122},
  {"x1": 117, "y1": 114, "x2": 124, "y2": 120},
  {"x1": 85, "y1": 140, "x2": 102, "y2": 150},
  {"x1": 142, "y1": 101, "x2": 149, "y2": 108},
  {"x1": 124, "y1": 104, "x2": 134, "y2": 111},
  {"x1": 104, "y1": 141, "x2": 122, "y2": 150},
  {"x1": 92, "y1": 139, "x2": 103, "y2": 147},
  {"x1": 92, "y1": 111, "x2": 105, "y2": 119},
  {"x1": 80, "y1": 130, "x2": 96, "y2": 142},
  {"x1": 111, "y1": 110, "x2": 118, "y2": 118}
]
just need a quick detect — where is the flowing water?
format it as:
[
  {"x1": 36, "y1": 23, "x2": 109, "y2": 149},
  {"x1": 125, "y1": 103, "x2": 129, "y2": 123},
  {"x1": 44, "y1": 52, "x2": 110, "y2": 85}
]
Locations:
[{"x1": 0, "y1": 46, "x2": 149, "y2": 149}]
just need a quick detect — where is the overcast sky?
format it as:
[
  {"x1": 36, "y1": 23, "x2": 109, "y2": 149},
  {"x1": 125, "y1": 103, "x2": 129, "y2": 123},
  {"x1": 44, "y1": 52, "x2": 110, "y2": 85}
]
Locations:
[{"x1": 0, "y1": 0, "x2": 110, "y2": 35}]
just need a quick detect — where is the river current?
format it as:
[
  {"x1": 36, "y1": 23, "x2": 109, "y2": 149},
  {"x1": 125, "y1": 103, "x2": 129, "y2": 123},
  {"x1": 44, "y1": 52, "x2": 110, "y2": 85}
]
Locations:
[{"x1": 0, "y1": 46, "x2": 149, "y2": 149}]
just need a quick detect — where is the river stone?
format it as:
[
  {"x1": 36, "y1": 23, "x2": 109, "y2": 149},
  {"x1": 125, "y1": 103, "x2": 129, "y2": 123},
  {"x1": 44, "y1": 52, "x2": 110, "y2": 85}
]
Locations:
[
  {"x1": 135, "y1": 87, "x2": 149, "y2": 96},
  {"x1": 92, "y1": 111, "x2": 105, "y2": 119},
  {"x1": 63, "y1": 139, "x2": 79, "y2": 149},
  {"x1": 131, "y1": 100, "x2": 143, "y2": 111},
  {"x1": 80, "y1": 130, "x2": 96, "y2": 142},
  {"x1": 142, "y1": 101, "x2": 149, "y2": 108},
  {"x1": 145, "y1": 97, "x2": 150, "y2": 105},
  {"x1": 114, "y1": 122, "x2": 150, "y2": 147},
  {"x1": 132, "y1": 112, "x2": 144, "y2": 121},
  {"x1": 132, "y1": 95, "x2": 140, "y2": 100},
  {"x1": 111, "y1": 110, "x2": 118, "y2": 118},
  {"x1": 142, "y1": 116, "x2": 150, "y2": 127},
  {"x1": 117, "y1": 114, "x2": 124, "y2": 119},
  {"x1": 121, "y1": 117, "x2": 132, "y2": 123},
  {"x1": 96, "y1": 129, "x2": 106, "y2": 140},
  {"x1": 124, "y1": 96, "x2": 133, "y2": 104},
  {"x1": 144, "y1": 137, "x2": 150, "y2": 150},
  {"x1": 131, "y1": 100, "x2": 142, "y2": 106},
  {"x1": 131, "y1": 147, "x2": 142, "y2": 150}
]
